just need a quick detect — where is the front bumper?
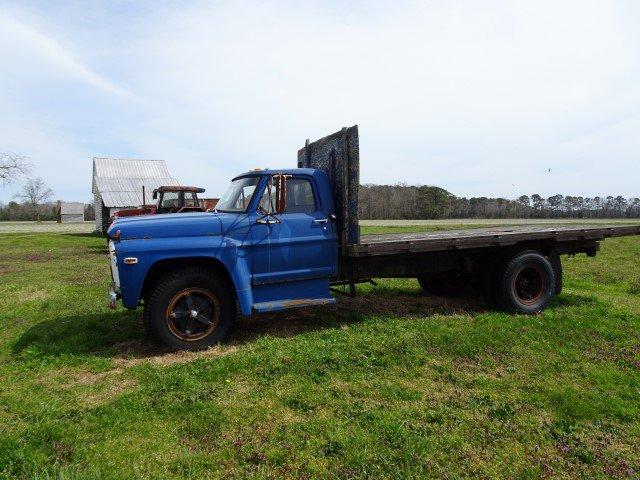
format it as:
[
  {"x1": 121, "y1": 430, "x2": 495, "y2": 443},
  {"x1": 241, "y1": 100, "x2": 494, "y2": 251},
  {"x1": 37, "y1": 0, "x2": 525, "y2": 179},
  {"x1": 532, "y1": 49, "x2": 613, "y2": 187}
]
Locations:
[{"x1": 108, "y1": 283, "x2": 121, "y2": 309}]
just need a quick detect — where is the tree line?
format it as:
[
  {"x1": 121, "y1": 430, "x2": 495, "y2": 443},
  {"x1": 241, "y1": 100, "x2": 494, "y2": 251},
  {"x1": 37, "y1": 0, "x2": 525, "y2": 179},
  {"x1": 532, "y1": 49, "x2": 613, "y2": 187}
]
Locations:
[
  {"x1": 359, "y1": 184, "x2": 640, "y2": 219},
  {"x1": 0, "y1": 201, "x2": 95, "y2": 221},
  {"x1": 2, "y1": 184, "x2": 639, "y2": 222}
]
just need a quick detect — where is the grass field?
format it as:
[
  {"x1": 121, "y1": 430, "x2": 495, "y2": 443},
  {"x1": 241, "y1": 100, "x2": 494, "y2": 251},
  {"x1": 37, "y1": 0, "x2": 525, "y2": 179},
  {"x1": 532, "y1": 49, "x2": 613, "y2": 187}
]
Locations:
[
  {"x1": 1, "y1": 222, "x2": 639, "y2": 478},
  {"x1": 0, "y1": 221, "x2": 94, "y2": 234}
]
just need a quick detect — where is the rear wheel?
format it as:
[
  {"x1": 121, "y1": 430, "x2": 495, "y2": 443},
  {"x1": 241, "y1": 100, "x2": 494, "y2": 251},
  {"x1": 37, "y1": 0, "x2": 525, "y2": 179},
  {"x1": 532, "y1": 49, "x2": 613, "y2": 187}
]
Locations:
[
  {"x1": 144, "y1": 267, "x2": 235, "y2": 350},
  {"x1": 498, "y1": 251, "x2": 555, "y2": 314}
]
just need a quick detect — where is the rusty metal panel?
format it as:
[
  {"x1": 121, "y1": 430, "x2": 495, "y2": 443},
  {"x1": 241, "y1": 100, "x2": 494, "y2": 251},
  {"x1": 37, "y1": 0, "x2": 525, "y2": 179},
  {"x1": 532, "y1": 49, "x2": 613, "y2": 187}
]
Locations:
[{"x1": 297, "y1": 126, "x2": 360, "y2": 250}]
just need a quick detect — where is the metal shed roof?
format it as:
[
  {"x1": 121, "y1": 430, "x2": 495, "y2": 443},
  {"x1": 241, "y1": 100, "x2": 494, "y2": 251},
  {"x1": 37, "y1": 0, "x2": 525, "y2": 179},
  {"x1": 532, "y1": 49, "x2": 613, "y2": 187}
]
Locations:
[
  {"x1": 60, "y1": 202, "x2": 85, "y2": 215},
  {"x1": 92, "y1": 158, "x2": 179, "y2": 208}
]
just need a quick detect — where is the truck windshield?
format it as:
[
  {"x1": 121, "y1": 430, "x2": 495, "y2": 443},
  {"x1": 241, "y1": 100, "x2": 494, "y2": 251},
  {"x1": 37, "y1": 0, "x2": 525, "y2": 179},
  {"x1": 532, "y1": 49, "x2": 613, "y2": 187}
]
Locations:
[{"x1": 215, "y1": 176, "x2": 260, "y2": 213}]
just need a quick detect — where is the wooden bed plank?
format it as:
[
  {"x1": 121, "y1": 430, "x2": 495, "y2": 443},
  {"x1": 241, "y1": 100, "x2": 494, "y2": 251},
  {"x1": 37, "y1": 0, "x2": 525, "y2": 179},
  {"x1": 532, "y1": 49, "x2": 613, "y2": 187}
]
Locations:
[{"x1": 349, "y1": 225, "x2": 640, "y2": 256}]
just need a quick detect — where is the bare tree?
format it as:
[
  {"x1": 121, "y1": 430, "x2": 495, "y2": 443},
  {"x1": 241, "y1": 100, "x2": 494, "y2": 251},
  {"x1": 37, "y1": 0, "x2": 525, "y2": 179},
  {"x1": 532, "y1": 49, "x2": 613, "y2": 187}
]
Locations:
[
  {"x1": 0, "y1": 152, "x2": 31, "y2": 186},
  {"x1": 15, "y1": 177, "x2": 53, "y2": 221}
]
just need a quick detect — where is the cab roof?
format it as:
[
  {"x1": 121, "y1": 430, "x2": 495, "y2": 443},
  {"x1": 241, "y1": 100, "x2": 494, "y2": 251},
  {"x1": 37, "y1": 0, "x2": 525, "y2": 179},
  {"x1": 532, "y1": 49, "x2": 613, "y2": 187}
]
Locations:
[
  {"x1": 232, "y1": 168, "x2": 318, "y2": 181},
  {"x1": 154, "y1": 186, "x2": 206, "y2": 193}
]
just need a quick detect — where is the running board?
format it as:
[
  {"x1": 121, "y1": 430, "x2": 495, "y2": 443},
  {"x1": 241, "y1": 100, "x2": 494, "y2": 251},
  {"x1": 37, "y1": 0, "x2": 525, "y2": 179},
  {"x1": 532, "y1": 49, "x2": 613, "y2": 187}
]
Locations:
[{"x1": 252, "y1": 297, "x2": 336, "y2": 313}]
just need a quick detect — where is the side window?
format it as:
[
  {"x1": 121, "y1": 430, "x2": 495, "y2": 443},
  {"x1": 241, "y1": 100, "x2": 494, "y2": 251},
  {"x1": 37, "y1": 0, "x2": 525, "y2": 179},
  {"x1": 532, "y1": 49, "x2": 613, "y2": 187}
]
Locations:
[
  {"x1": 161, "y1": 191, "x2": 179, "y2": 209},
  {"x1": 286, "y1": 179, "x2": 316, "y2": 213},
  {"x1": 183, "y1": 192, "x2": 199, "y2": 207},
  {"x1": 259, "y1": 178, "x2": 317, "y2": 214}
]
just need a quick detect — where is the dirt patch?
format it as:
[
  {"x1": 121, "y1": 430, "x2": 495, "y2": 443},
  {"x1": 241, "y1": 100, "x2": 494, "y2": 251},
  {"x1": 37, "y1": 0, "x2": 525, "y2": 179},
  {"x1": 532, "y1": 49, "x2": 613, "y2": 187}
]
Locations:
[
  {"x1": 25, "y1": 289, "x2": 49, "y2": 301},
  {"x1": 110, "y1": 339, "x2": 240, "y2": 367},
  {"x1": 12, "y1": 287, "x2": 50, "y2": 303},
  {"x1": 39, "y1": 367, "x2": 137, "y2": 408},
  {"x1": 81, "y1": 377, "x2": 137, "y2": 407},
  {"x1": 25, "y1": 253, "x2": 54, "y2": 262},
  {"x1": 0, "y1": 264, "x2": 17, "y2": 274},
  {"x1": 62, "y1": 368, "x2": 124, "y2": 386},
  {"x1": 67, "y1": 270, "x2": 104, "y2": 286},
  {"x1": 0, "y1": 252, "x2": 54, "y2": 263}
]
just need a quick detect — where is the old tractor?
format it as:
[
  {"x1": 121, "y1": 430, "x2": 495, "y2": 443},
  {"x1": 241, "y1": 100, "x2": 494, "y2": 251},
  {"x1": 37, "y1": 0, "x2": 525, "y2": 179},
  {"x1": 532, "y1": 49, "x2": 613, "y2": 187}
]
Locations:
[{"x1": 110, "y1": 186, "x2": 208, "y2": 224}]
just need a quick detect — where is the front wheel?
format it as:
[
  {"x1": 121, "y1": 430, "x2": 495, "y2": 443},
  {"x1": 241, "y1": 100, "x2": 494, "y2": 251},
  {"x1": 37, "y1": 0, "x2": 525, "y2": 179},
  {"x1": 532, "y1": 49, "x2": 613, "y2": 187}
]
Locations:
[{"x1": 144, "y1": 267, "x2": 235, "y2": 350}]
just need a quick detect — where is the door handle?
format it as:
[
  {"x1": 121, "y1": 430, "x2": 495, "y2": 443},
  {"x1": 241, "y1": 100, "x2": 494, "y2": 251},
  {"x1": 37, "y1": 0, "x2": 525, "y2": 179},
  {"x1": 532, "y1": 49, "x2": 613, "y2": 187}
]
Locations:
[{"x1": 313, "y1": 218, "x2": 329, "y2": 224}]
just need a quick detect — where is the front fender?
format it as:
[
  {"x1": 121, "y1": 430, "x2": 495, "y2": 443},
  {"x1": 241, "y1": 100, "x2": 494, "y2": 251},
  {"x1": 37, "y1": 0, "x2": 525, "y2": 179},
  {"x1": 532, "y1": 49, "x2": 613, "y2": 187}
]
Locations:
[{"x1": 114, "y1": 234, "x2": 254, "y2": 314}]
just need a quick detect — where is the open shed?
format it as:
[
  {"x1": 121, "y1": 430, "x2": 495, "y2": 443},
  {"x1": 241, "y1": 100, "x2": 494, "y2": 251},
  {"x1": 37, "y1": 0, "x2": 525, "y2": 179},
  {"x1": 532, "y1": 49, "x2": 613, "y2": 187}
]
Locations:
[{"x1": 92, "y1": 158, "x2": 178, "y2": 232}]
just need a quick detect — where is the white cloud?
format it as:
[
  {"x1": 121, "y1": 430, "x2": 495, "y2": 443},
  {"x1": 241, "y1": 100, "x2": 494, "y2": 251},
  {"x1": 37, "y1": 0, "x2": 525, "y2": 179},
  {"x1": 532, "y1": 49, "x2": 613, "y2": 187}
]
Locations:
[{"x1": 0, "y1": 12, "x2": 130, "y2": 97}]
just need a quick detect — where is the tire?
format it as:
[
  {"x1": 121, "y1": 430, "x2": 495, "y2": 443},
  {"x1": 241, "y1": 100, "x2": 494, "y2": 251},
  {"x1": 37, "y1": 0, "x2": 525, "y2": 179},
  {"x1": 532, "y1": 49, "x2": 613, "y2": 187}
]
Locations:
[
  {"x1": 143, "y1": 267, "x2": 236, "y2": 350},
  {"x1": 417, "y1": 274, "x2": 470, "y2": 297},
  {"x1": 497, "y1": 250, "x2": 555, "y2": 314},
  {"x1": 142, "y1": 301, "x2": 157, "y2": 341},
  {"x1": 548, "y1": 252, "x2": 563, "y2": 296}
]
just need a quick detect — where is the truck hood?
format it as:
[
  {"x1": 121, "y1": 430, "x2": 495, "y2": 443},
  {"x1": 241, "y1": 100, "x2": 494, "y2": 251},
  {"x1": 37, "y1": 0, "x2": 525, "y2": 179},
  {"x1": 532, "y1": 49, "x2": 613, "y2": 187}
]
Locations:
[{"x1": 108, "y1": 212, "x2": 225, "y2": 240}]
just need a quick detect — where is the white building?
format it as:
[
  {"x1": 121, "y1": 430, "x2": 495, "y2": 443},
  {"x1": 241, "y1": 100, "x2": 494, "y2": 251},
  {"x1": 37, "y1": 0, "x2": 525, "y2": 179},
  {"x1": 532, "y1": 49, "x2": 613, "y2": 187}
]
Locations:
[
  {"x1": 58, "y1": 202, "x2": 85, "y2": 223},
  {"x1": 92, "y1": 158, "x2": 178, "y2": 232}
]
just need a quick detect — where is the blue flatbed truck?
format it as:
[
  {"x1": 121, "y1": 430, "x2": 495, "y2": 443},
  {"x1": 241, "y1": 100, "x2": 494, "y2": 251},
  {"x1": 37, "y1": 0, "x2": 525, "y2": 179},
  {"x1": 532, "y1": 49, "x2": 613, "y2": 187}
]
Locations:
[{"x1": 107, "y1": 126, "x2": 640, "y2": 350}]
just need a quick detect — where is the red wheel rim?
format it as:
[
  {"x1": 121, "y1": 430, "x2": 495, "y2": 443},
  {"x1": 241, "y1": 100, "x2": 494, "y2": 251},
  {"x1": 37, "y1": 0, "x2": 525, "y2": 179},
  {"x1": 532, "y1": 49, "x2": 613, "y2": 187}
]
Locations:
[{"x1": 512, "y1": 265, "x2": 545, "y2": 305}]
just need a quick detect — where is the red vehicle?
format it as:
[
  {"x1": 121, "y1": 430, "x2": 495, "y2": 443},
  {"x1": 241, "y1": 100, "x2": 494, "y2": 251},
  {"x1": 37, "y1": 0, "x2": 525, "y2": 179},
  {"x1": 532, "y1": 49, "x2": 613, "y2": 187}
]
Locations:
[{"x1": 110, "y1": 186, "x2": 207, "y2": 223}]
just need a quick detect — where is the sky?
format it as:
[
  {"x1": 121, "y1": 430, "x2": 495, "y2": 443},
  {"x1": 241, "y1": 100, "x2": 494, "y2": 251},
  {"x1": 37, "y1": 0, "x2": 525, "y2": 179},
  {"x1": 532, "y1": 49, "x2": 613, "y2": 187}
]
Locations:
[{"x1": 1, "y1": 0, "x2": 639, "y2": 203}]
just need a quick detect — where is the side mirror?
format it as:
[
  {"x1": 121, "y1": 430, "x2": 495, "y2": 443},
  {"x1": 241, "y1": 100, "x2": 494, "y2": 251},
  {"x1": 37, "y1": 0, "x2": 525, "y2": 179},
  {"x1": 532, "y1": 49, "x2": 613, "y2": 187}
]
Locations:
[
  {"x1": 273, "y1": 174, "x2": 288, "y2": 215},
  {"x1": 152, "y1": 190, "x2": 158, "y2": 200}
]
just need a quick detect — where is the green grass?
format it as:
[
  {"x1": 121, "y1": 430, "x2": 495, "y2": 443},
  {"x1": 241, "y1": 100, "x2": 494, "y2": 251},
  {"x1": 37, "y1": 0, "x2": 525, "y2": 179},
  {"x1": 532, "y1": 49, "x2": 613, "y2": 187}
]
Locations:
[
  {"x1": 0, "y1": 221, "x2": 94, "y2": 234},
  {"x1": 1, "y1": 225, "x2": 639, "y2": 479}
]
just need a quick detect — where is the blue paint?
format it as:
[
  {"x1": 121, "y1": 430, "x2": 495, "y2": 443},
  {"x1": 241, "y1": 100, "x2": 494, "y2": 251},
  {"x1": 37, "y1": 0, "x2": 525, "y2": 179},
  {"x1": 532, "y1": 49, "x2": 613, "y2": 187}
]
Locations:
[{"x1": 107, "y1": 169, "x2": 338, "y2": 315}]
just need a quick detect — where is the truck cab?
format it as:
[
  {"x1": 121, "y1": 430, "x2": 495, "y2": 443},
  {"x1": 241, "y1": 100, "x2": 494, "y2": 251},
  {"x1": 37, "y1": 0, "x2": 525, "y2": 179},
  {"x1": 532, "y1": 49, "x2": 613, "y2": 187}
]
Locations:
[{"x1": 108, "y1": 168, "x2": 338, "y2": 350}]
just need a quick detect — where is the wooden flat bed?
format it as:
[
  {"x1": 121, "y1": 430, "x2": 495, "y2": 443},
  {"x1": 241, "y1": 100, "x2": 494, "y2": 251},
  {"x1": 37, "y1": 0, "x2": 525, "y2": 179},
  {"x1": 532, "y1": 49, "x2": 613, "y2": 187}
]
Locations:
[
  {"x1": 349, "y1": 225, "x2": 640, "y2": 256},
  {"x1": 304, "y1": 127, "x2": 638, "y2": 311}
]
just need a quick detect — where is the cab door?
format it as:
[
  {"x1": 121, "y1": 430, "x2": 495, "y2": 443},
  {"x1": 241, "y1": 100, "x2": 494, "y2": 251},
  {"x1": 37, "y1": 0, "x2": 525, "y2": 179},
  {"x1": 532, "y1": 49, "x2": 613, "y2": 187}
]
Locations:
[{"x1": 250, "y1": 175, "x2": 334, "y2": 285}]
